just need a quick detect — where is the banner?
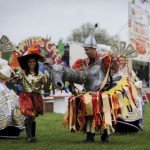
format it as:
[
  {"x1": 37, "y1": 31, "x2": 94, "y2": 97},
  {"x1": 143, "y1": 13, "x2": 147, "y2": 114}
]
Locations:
[
  {"x1": 16, "y1": 36, "x2": 62, "y2": 64},
  {"x1": 128, "y1": 1, "x2": 150, "y2": 56},
  {"x1": 9, "y1": 36, "x2": 67, "y2": 70}
]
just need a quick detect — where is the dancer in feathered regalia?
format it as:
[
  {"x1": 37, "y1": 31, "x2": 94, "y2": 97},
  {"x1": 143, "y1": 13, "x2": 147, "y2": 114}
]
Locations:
[
  {"x1": 111, "y1": 42, "x2": 144, "y2": 132},
  {"x1": 0, "y1": 53, "x2": 24, "y2": 139}
]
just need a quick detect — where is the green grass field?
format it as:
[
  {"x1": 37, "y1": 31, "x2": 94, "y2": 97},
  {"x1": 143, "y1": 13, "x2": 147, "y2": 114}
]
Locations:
[{"x1": 0, "y1": 104, "x2": 150, "y2": 150}]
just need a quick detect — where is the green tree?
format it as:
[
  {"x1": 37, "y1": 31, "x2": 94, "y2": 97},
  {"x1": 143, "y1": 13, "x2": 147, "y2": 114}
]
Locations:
[{"x1": 67, "y1": 22, "x2": 119, "y2": 45}]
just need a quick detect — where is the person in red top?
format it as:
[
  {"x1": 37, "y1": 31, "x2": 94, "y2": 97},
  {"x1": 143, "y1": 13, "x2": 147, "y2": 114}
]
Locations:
[
  {"x1": 72, "y1": 35, "x2": 101, "y2": 70},
  {"x1": 72, "y1": 32, "x2": 110, "y2": 143}
]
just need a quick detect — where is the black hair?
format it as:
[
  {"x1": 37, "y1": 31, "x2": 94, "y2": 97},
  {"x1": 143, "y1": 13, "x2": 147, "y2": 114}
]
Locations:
[{"x1": 24, "y1": 57, "x2": 39, "y2": 76}]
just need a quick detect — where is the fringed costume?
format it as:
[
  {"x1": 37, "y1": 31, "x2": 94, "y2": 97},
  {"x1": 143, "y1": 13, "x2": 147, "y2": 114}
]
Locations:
[{"x1": 64, "y1": 77, "x2": 143, "y2": 133}]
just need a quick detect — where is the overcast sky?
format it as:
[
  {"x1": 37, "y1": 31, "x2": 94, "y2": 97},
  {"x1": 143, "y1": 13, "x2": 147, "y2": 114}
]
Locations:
[{"x1": 0, "y1": 0, "x2": 129, "y2": 44}]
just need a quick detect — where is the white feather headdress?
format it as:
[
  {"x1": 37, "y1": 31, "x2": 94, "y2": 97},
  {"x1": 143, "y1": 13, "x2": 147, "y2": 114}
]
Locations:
[{"x1": 111, "y1": 41, "x2": 138, "y2": 58}]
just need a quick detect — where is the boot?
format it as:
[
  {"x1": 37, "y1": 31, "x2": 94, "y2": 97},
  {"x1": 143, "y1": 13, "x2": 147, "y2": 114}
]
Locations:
[
  {"x1": 84, "y1": 132, "x2": 95, "y2": 143},
  {"x1": 90, "y1": 133, "x2": 95, "y2": 142},
  {"x1": 24, "y1": 118, "x2": 34, "y2": 142},
  {"x1": 84, "y1": 132, "x2": 90, "y2": 143},
  {"x1": 101, "y1": 130, "x2": 109, "y2": 143},
  {"x1": 32, "y1": 121, "x2": 36, "y2": 141}
]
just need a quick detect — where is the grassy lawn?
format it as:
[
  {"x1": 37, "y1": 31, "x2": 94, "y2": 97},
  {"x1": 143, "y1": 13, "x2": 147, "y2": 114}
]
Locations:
[{"x1": 0, "y1": 104, "x2": 150, "y2": 150}]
